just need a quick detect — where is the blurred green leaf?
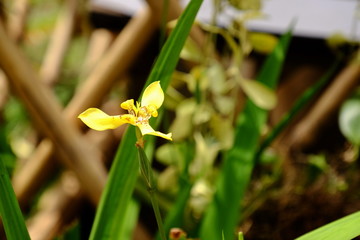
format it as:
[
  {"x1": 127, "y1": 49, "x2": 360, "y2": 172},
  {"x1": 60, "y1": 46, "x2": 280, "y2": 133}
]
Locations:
[
  {"x1": 89, "y1": 1, "x2": 203, "y2": 239},
  {"x1": 156, "y1": 143, "x2": 184, "y2": 166},
  {"x1": 255, "y1": 58, "x2": 341, "y2": 161},
  {"x1": 180, "y1": 37, "x2": 205, "y2": 63},
  {"x1": 227, "y1": 0, "x2": 261, "y2": 10},
  {"x1": 170, "y1": 99, "x2": 196, "y2": 141},
  {"x1": 308, "y1": 154, "x2": 328, "y2": 171},
  {"x1": 238, "y1": 232, "x2": 245, "y2": 240},
  {"x1": 238, "y1": 78, "x2": 277, "y2": 110},
  {"x1": 249, "y1": 32, "x2": 278, "y2": 54},
  {"x1": 199, "y1": 26, "x2": 293, "y2": 240},
  {"x1": 56, "y1": 223, "x2": 80, "y2": 240},
  {"x1": 0, "y1": 158, "x2": 31, "y2": 240},
  {"x1": 339, "y1": 93, "x2": 360, "y2": 146},
  {"x1": 0, "y1": 126, "x2": 16, "y2": 175},
  {"x1": 157, "y1": 166, "x2": 179, "y2": 192},
  {"x1": 295, "y1": 211, "x2": 360, "y2": 240},
  {"x1": 115, "y1": 198, "x2": 141, "y2": 240},
  {"x1": 326, "y1": 32, "x2": 349, "y2": 50},
  {"x1": 207, "y1": 62, "x2": 227, "y2": 95},
  {"x1": 210, "y1": 113, "x2": 234, "y2": 150},
  {"x1": 156, "y1": 142, "x2": 194, "y2": 240}
]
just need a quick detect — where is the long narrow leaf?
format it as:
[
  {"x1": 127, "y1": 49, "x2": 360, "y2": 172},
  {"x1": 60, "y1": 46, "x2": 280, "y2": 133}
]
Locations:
[
  {"x1": 199, "y1": 28, "x2": 293, "y2": 240},
  {"x1": 295, "y1": 211, "x2": 360, "y2": 240},
  {"x1": 89, "y1": 1, "x2": 203, "y2": 239},
  {"x1": 255, "y1": 58, "x2": 341, "y2": 162},
  {"x1": 0, "y1": 159, "x2": 31, "y2": 240}
]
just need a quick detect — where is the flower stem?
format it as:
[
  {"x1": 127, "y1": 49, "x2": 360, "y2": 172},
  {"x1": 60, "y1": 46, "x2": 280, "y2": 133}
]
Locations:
[
  {"x1": 136, "y1": 140, "x2": 167, "y2": 240},
  {"x1": 149, "y1": 187, "x2": 167, "y2": 240}
]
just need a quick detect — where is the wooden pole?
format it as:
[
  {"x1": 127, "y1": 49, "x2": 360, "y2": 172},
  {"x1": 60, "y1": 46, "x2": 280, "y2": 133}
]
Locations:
[{"x1": 0, "y1": 20, "x2": 107, "y2": 205}]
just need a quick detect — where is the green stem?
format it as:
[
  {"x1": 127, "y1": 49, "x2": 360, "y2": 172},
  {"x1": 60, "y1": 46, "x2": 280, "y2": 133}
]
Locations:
[
  {"x1": 137, "y1": 140, "x2": 167, "y2": 240},
  {"x1": 149, "y1": 187, "x2": 167, "y2": 240}
]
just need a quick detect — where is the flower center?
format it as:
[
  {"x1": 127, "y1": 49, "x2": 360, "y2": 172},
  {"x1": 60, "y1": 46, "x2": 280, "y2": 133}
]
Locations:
[
  {"x1": 121, "y1": 99, "x2": 158, "y2": 125},
  {"x1": 136, "y1": 106, "x2": 152, "y2": 124}
]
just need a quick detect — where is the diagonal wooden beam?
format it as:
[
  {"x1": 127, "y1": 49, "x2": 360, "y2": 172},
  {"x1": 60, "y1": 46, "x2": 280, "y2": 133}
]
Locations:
[
  {"x1": 39, "y1": 0, "x2": 78, "y2": 86},
  {"x1": 0, "y1": 20, "x2": 107, "y2": 205},
  {"x1": 11, "y1": 6, "x2": 158, "y2": 206},
  {"x1": 290, "y1": 62, "x2": 360, "y2": 150}
]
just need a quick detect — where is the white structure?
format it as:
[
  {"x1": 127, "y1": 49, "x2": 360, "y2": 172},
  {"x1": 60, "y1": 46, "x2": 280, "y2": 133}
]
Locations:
[{"x1": 91, "y1": 0, "x2": 360, "y2": 40}]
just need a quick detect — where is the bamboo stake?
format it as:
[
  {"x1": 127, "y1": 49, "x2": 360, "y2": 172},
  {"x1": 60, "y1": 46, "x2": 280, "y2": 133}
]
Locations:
[
  {"x1": 65, "y1": 6, "x2": 157, "y2": 119},
  {"x1": 26, "y1": 107, "x2": 124, "y2": 240},
  {"x1": 7, "y1": 0, "x2": 29, "y2": 43},
  {"x1": 26, "y1": 172, "x2": 84, "y2": 240},
  {"x1": 12, "y1": 29, "x2": 114, "y2": 206},
  {"x1": 12, "y1": 6, "x2": 158, "y2": 206},
  {"x1": 12, "y1": 139, "x2": 57, "y2": 207},
  {"x1": 79, "y1": 29, "x2": 115, "y2": 81},
  {"x1": 290, "y1": 62, "x2": 360, "y2": 150},
  {"x1": 0, "y1": 0, "x2": 29, "y2": 109},
  {"x1": 0, "y1": 71, "x2": 8, "y2": 108},
  {"x1": 39, "y1": 0, "x2": 78, "y2": 86},
  {"x1": 0, "y1": 20, "x2": 107, "y2": 205}
]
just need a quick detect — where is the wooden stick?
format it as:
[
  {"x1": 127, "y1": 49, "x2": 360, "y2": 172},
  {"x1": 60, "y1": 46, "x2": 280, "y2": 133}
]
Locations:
[
  {"x1": 12, "y1": 139, "x2": 57, "y2": 207},
  {"x1": 0, "y1": 0, "x2": 29, "y2": 109},
  {"x1": 65, "y1": 6, "x2": 157, "y2": 119},
  {"x1": 26, "y1": 172, "x2": 84, "y2": 240},
  {"x1": 0, "y1": 71, "x2": 9, "y2": 109},
  {"x1": 79, "y1": 29, "x2": 115, "y2": 81},
  {"x1": 26, "y1": 106, "x2": 124, "y2": 240},
  {"x1": 7, "y1": 0, "x2": 29, "y2": 43},
  {"x1": 290, "y1": 62, "x2": 360, "y2": 150},
  {"x1": 0, "y1": 20, "x2": 107, "y2": 205},
  {"x1": 39, "y1": 0, "x2": 77, "y2": 86},
  {"x1": 12, "y1": 29, "x2": 114, "y2": 206}
]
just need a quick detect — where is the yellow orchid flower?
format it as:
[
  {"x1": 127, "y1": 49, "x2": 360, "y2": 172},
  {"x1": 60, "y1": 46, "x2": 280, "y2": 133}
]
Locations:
[{"x1": 78, "y1": 81, "x2": 172, "y2": 141}]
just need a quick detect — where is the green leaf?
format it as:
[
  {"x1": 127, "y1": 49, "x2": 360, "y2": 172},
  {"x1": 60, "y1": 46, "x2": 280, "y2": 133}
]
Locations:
[
  {"x1": 0, "y1": 158, "x2": 31, "y2": 240},
  {"x1": 238, "y1": 78, "x2": 277, "y2": 110},
  {"x1": 295, "y1": 211, "x2": 360, "y2": 240},
  {"x1": 238, "y1": 232, "x2": 245, "y2": 240},
  {"x1": 169, "y1": 99, "x2": 197, "y2": 141},
  {"x1": 89, "y1": 127, "x2": 138, "y2": 240},
  {"x1": 249, "y1": 32, "x2": 278, "y2": 54},
  {"x1": 89, "y1": 0, "x2": 203, "y2": 239},
  {"x1": 144, "y1": 0, "x2": 203, "y2": 91},
  {"x1": 339, "y1": 93, "x2": 360, "y2": 146},
  {"x1": 199, "y1": 26, "x2": 293, "y2": 240},
  {"x1": 56, "y1": 222, "x2": 80, "y2": 240},
  {"x1": 180, "y1": 37, "x2": 205, "y2": 63},
  {"x1": 255, "y1": 59, "x2": 341, "y2": 161}
]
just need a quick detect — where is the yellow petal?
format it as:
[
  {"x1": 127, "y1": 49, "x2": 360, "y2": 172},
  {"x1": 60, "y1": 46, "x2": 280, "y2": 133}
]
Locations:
[
  {"x1": 138, "y1": 123, "x2": 172, "y2": 141},
  {"x1": 120, "y1": 99, "x2": 136, "y2": 113},
  {"x1": 78, "y1": 108, "x2": 134, "y2": 131},
  {"x1": 141, "y1": 81, "x2": 164, "y2": 109}
]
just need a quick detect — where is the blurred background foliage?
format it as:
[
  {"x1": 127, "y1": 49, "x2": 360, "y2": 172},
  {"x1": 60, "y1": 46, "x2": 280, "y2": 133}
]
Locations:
[{"x1": 0, "y1": 0, "x2": 360, "y2": 239}]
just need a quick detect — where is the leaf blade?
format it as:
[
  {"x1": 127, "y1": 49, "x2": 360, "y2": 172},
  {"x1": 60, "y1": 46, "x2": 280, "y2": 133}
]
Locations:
[
  {"x1": 0, "y1": 158, "x2": 31, "y2": 240},
  {"x1": 89, "y1": 1, "x2": 203, "y2": 239},
  {"x1": 295, "y1": 211, "x2": 360, "y2": 240}
]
